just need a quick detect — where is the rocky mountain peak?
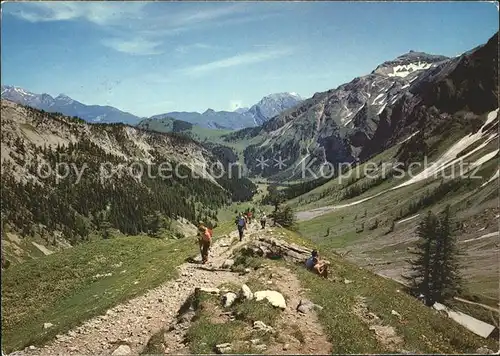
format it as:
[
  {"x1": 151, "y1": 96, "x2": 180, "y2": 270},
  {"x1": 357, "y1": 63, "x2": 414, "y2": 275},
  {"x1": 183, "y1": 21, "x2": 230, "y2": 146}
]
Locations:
[
  {"x1": 55, "y1": 93, "x2": 74, "y2": 104},
  {"x1": 247, "y1": 92, "x2": 304, "y2": 125},
  {"x1": 372, "y1": 51, "x2": 449, "y2": 78}
]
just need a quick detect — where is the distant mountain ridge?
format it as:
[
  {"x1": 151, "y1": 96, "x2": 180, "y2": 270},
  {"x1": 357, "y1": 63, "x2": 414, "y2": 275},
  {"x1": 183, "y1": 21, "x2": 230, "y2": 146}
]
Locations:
[
  {"x1": 1, "y1": 86, "x2": 303, "y2": 130},
  {"x1": 1, "y1": 85, "x2": 141, "y2": 125},
  {"x1": 151, "y1": 92, "x2": 304, "y2": 130}
]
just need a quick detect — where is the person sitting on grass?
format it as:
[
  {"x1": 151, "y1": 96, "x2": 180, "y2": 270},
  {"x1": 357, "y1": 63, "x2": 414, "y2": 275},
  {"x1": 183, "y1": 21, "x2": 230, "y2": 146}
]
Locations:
[{"x1": 305, "y1": 249, "x2": 330, "y2": 278}]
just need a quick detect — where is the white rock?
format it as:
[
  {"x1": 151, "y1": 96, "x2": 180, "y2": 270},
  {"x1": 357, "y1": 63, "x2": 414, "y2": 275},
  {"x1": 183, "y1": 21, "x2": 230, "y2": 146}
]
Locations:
[
  {"x1": 215, "y1": 343, "x2": 232, "y2": 354},
  {"x1": 476, "y1": 347, "x2": 495, "y2": 354},
  {"x1": 111, "y1": 345, "x2": 131, "y2": 355},
  {"x1": 391, "y1": 310, "x2": 402, "y2": 318},
  {"x1": 222, "y1": 259, "x2": 235, "y2": 268},
  {"x1": 254, "y1": 290, "x2": 286, "y2": 309},
  {"x1": 344, "y1": 279, "x2": 353, "y2": 284},
  {"x1": 253, "y1": 320, "x2": 274, "y2": 333},
  {"x1": 240, "y1": 284, "x2": 253, "y2": 300},
  {"x1": 222, "y1": 292, "x2": 238, "y2": 307},
  {"x1": 43, "y1": 323, "x2": 54, "y2": 329},
  {"x1": 28, "y1": 346, "x2": 36, "y2": 351}
]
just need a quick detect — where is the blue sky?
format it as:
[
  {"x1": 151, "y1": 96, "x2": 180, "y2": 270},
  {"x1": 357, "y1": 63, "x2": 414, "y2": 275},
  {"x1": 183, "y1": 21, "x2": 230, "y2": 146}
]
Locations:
[{"x1": 1, "y1": 1, "x2": 498, "y2": 117}]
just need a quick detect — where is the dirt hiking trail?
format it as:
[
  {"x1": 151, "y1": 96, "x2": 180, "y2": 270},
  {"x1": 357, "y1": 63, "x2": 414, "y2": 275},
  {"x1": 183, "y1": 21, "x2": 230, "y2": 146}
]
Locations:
[{"x1": 13, "y1": 223, "x2": 332, "y2": 355}]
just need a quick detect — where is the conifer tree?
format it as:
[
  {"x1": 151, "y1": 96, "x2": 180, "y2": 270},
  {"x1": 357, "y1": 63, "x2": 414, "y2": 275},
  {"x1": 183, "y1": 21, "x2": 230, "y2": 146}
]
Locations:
[
  {"x1": 405, "y1": 207, "x2": 462, "y2": 306},
  {"x1": 432, "y1": 205, "x2": 462, "y2": 302},
  {"x1": 405, "y1": 211, "x2": 438, "y2": 306}
]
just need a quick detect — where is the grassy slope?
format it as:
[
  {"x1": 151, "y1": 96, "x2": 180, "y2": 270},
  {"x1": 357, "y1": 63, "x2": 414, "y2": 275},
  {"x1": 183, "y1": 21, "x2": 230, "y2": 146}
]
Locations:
[
  {"x1": 276, "y1": 229, "x2": 498, "y2": 353},
  {"x1": 190, "y1": 126, "x2": 233, "y2": 143},
  {"x1": 1, "y1": 235, "x2": 197, "y2": 353},
  {"x1": 137, "y1": 118, "x2": 233, "y2": 144},
  {"x1": 180, "y1": 227, "x2": 498, "y2": 353},
  {"x1": 290, "y1": 117, "x2": 499, "y2": 321}
]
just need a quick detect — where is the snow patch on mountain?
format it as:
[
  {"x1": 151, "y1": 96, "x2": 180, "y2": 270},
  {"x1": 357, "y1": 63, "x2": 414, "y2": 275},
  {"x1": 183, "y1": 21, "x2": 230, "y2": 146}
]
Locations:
[
  {"x1": 387, "y1": 61, "x2": 433, "y2": 78},
  {"x1": 394, "y1": 108, "x2": 499, "y2": 189},
  {"x1": 376, "y1": 103, "x2": 387, "y2": 115},
  {"x1": 373, "y1": 93, "x2": 385, "y2": 104}
]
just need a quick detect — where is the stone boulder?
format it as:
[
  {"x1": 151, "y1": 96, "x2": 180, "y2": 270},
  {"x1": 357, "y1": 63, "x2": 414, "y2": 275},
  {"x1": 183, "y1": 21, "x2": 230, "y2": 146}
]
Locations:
[
  {"x1": 222, "y1": 259, "x2": 234, "y2": 268},
  {"x1": 296, "y1": 299, "x2": 323, "y2": 314},
  {"x1": 254, "y1": 290, "x2": 286, "y2": 309},
  {"x1": 215, "y1": 343, "x2": 232, "y2": 354},
  {"x1": 240, "y1": 284, "x2": 253, "y2": 300},
  {"x1": 240, "y1": 236, "x2": 312, "y2": 263},
  {"x1": 111, "y1": 345, "x2": 131, "y2": 356},
  {"x1": 253, "y1": 320, "x2": 274, "y2": 333},
  {"x1": 222, "y1": 292, "x2": 238, "y2": 307}
]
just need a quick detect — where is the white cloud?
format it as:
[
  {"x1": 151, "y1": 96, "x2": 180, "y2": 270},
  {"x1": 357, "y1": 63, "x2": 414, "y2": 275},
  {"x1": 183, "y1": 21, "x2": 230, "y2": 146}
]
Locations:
[
  {"x1": 101, "y1": 38, "x2": 163, "y2": 56},
  {"x1": 5, "y1": 2, "x2": 283, "y2": 56},
  {"x1": 7, "y1": 2, "x2": 250, "y2": 30},
  {"x1": 168, "y1": 4, "x2": 248, "y2": 28},
  {"x1": 8, "y1": 2, "x2": 146, "y2": 25},
  {"x1": 175, "y1": 43, "x2": 214, "y2": 54},
  {"x1": 180, "y1": 48, "x2": 293, "y2": 76}
]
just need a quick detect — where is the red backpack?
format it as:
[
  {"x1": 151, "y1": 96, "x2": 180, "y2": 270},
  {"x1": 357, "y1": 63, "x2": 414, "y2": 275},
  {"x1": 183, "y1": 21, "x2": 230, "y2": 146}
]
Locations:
[{"x1": 202, "y1": 228, "x2": 212, "y2": 242}]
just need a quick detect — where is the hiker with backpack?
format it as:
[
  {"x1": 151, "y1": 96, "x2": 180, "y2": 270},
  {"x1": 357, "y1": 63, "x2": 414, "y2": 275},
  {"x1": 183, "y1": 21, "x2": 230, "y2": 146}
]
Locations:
[
  {"x1": 197, "y1": 223, "x2": 212, "y2": 264},
  {"x1": 260, "y1": 213, "x2": 267, "y2": 229},
  {"x1": 235, "y1": 213, "x2": 246, "y2": 241},
  {"x1": 247, "y1": 210, "x2": 253, "y2": 224}
]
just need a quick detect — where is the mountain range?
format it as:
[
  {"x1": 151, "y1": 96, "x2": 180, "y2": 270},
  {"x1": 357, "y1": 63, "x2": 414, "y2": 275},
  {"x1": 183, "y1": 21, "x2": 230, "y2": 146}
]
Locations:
[
  {"x1": 222, "y1": 35, "x2": 497, "y2": 179},
  {"x1": 148, "y1": 92, "x2": 303, "y2": 130},
  {"x1": 0, "y1": 86, "x2": 141, "y2": 125},
  {"x1": 1, "y1": 86, "x2": 303, "y2": 130}
]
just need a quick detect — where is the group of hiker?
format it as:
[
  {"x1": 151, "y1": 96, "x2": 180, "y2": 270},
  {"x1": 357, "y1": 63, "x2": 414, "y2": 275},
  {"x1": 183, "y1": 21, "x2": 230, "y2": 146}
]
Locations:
[
  {"x1": 195, "y1": 209, "x2": 267, "y2": 265},
  {"x1": 235, "y1": 209, "x2": 267, "y2": 241},
  {"x1": 196, "y1": 209, "x2": 329, "y2": 279}
]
